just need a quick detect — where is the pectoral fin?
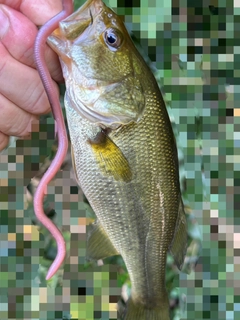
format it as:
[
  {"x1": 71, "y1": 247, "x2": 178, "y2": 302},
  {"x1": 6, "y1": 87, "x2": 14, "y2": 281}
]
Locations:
[
  {"x1": 88, "y1": 130, "x2": 132, "y2": 182},
  {"x1": 170, "y1": 199, "x2": 188, "y2": 270},
  {"x1": 86, "y1": 220, "x2": 119, "y2": 261}
]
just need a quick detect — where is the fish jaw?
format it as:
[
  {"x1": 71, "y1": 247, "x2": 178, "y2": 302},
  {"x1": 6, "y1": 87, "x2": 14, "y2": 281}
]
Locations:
[
  {"x1": 46, "y1": 0, "x2": 104, "y2": 65},
  {"x1": 60, "y1": 0, "x2": 104, "y2": 40},
  {"x1": 47, "y1": 0, "x2": 146, "y2": 129}
]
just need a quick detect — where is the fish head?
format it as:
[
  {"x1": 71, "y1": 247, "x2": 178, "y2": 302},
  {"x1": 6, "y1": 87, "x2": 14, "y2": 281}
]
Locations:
[{"x1": 47, "y1": 0, "x2": 146, "y2": 129}]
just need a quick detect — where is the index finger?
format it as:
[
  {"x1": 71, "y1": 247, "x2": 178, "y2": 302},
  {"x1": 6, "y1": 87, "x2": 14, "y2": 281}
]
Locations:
[{"x1": 0, "y1": 0, "x2": 63, "y2": 25}]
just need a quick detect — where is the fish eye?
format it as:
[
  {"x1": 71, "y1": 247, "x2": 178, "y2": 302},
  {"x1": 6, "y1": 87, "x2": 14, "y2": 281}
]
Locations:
[{"x1": 104, "y1": 28, "x2": 122, "y2": 49}]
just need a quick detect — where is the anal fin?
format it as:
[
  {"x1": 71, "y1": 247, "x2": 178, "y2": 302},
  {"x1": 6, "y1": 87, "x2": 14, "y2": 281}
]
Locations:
[
  {"x1": 170, "y1": 199, "x2": 188, "y2": 271},
  {"x1": 86, "y1": 220, "x2": 119, "y2": 261}
]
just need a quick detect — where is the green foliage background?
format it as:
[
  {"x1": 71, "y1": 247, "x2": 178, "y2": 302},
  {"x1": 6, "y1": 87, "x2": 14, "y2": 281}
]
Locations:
[{"x1": 0, "y1": 0, "x2": 237, "y2": 319}]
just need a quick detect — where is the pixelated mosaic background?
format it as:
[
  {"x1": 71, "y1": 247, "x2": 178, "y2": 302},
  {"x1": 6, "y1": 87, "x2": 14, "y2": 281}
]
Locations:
[{"x1": 0, "y1": 0, "x2": 238, "y2": 319}]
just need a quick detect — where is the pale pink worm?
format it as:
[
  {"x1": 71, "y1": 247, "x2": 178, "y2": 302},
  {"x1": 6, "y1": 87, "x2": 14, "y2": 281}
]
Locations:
[{"x1": 33, "y1": 0, "x2": 73, "y2": 280}]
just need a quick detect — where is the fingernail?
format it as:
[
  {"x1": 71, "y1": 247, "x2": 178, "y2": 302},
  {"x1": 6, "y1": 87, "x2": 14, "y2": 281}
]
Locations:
[{"x1": 0, "y1": 8, "x2": 10, "y2": 39}]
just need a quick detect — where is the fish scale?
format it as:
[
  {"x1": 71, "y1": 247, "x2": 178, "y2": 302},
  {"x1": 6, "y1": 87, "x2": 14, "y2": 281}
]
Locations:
[
  {"x1": 47, "y1": 0, "x2": 187, "y2": 319},
  {"x1": 65, "y1": 89, "x2": 179, "y2": 306}
]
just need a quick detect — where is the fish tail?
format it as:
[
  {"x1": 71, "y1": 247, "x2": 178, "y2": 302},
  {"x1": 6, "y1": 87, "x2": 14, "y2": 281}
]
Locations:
[{"x1": 119, "y1": 297, "x2": 170, "y2": 320}]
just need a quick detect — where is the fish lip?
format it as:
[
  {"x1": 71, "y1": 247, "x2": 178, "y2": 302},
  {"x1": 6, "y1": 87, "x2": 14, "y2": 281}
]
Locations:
[
  {"x1": 63, "y1": 0, "x2": 104, "y2": 22},
  {"x1": 59, "y1": 0, "x2": 104, "y2": 40}
]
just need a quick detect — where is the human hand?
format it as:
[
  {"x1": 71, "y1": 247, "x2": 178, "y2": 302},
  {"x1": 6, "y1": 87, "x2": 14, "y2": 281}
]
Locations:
[{"x1": 0, "y1": 0, "x2": 64, "y2": 151}]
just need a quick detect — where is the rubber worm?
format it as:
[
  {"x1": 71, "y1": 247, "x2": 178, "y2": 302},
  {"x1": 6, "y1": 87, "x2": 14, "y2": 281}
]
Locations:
[{"x1": 33, "y1": 0, "x2": 73, "y2": 280}]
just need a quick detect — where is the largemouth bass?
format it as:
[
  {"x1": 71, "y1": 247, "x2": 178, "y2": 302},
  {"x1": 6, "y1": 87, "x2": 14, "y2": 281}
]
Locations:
[{"x1": 47, "y1": 0, "x2": 188, "y2": 319}]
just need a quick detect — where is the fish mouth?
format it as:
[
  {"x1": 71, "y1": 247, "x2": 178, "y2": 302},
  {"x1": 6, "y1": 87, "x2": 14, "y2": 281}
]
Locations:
[
  {"x1": 59, "y1": 0, "x2": 104, "y2": 40},
  {"x1": 47, "y1": 0, "x2": 106, "y2": 58}
]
